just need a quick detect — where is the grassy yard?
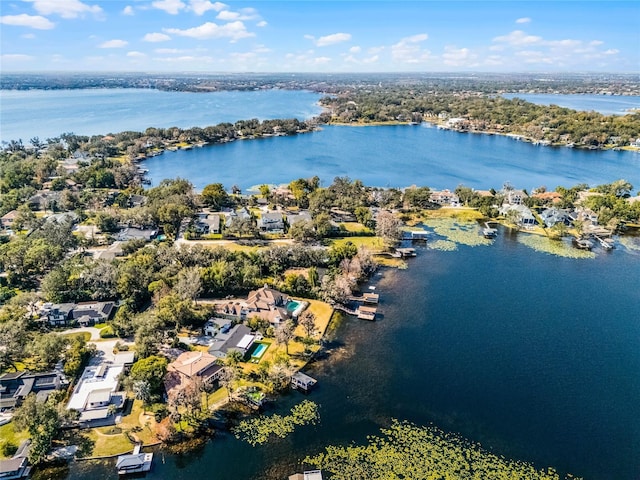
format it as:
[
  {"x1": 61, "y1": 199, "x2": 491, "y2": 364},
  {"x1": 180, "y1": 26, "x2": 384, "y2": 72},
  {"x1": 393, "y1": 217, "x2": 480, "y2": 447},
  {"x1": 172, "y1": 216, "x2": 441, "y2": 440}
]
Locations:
[
  {"x1": 83, "y1": 399, "x2": 159, "y2": 457},
  {"x1": 331, "y1": 236, "x2": 384, "y2": 250},
  {"x1": 0, "y1": 423, "x2": 30, "y2": 460},
  {"x1": 338, "y1": 222, "x2": 373, "y2": 233}
]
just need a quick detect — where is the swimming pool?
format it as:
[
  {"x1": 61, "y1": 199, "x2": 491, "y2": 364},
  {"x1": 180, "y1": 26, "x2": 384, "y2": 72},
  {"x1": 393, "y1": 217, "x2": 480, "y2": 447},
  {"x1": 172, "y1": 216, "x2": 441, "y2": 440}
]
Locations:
[
  {"x1": 251, "y1": 343, "x2": 269, "y2": 359},
  {"x1": 286, "y1": 300, "x2": 308, "y2": 317}
]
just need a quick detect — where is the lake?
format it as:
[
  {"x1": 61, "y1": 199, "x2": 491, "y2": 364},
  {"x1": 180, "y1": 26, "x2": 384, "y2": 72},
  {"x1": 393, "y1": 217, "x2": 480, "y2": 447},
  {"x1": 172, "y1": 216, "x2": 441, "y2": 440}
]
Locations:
[
  {"x1": 0, "y1": 88, "x2": 322, "y2": 143},
  {"x1": 144, "y1": 124, "x2": 640, "y2": 192},
  {"x1": 501, "y1": 93, "x2": 640, "y2": 115},
  {"x1": 60, "y1": 230, "x2": 640, "y2": 480},
  {"x1": 5, "y1": 88, "x2": 638, "y2": 480}
]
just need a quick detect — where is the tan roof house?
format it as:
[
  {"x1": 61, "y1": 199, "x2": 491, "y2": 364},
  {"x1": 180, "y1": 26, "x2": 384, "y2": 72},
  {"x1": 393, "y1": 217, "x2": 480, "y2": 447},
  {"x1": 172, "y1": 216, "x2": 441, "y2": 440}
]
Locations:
[{"x1": 165, "y1": 351, "x2": 222, "y2": 398}]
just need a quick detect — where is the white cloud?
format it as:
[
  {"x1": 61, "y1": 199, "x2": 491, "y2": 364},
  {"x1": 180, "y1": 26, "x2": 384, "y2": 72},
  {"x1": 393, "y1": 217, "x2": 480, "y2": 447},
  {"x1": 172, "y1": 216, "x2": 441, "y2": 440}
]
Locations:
[
  {"x1": 305, "y1": 32, "x2": 351, "y2": 47},
  {"x1": 122, "y1": 6, "x2": 134, "y2": 16},
  {"x1": 152, "y1": 0, "x2": 186, "y2": 15},
  {"x1": 0, "y1": 14, "x2": 55, "y2": 30},
  {"x1": 442, "y1": 46, "x2": 478, "y2": 67},
  {"x1": 349, "y1": 46, "x2": 361, "y2": 54},
  {"x1": 155, "y1": 48, "x2": 183, "y2": 54},
  {"x1": 516, "y1": 17, "x2": 531, "y2": 24},
  {"x1": 590, "y1": 40, "x2": 604, "y2": 46},
  {"x1": 391, "y1": 33, "x2": 430, "y2": 63},
  {"x1": 216, "y1": 8, "x2": 259, "y2": 21},
  {"x1": 314, "y1": 56, "x2": 331, "y2": 64},
  {"x1": 603, "y1": 49, "x2": 619, "y2": 55},
  {"x1": 99, "y1": 39, "x2": 128, "y2": 48},
  {"x1": 126, "y1": 51, "x2": 146, "y2": 57},
  {"x1": 256, "y1": 20, "x2": 267, "y2": 27},
  {"x1": 368, "y1": 46, "x2": 384, "y2": 54},
  {"x1": 493, "y1": 30, "x2": 542, "y2": 46},
  {"x1": 143, "y1": 32, "x2": 172, "y2": 42},
  {"x1": 155, "y1": 55, "x2": 214, "y2": 63},
  {"x1": 165, "y1": 21, "x2": 254, "y2": 41},
  {"x1": 189, "y1": 0, "x2": 227, "y2": 15},
  {"x1": 24, "y1": 0, "x2": 102, "y2": 19},
  {"x1": 1, "y1": 54, "x2": 35, "y2": 61},
  {"x1": 363, "y1": 55, "x2": 379, "y2": 64},
  {"x1": 21, "y1": 33, "x2": 37, "y2": 39}
]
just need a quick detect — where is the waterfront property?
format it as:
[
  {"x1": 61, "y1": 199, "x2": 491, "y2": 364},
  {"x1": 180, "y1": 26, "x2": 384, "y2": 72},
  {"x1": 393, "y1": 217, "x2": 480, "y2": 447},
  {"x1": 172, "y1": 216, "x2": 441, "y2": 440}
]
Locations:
[
  {"x1": 0, "y1": 441, "x2": 31, "y2": 480},
  {"x1": 208, "y1": 324, "x2": 256, "y2": 359},
  {"x1": 164, "y1": 351, "x2": 223, "y2": 400},
  {"x1": 289, "y1": 471, "x2": 323, "y2": 480},
  {"x1": 116, "y1": 445, "x2": 153, "y2": 475},
  {"x1": 66, "y1": 354, "x2": 133, "y2": 425},
  {"x1": 291, "y1": 372, "x2": 317, "y2": 392},
  {"x1": 213, "y1": 286, "x2": 300, "y2": 326}
]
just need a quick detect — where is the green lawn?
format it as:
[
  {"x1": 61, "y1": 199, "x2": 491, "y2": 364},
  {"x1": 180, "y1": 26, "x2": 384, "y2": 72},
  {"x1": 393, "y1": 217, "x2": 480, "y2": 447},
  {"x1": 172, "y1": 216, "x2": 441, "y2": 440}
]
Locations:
[
  {"x1": 331, "y1": 236, "x2": 384, "y2": 250},
  {"x1": 0, "y1": 423, "x2": 30, "y2": 459}
]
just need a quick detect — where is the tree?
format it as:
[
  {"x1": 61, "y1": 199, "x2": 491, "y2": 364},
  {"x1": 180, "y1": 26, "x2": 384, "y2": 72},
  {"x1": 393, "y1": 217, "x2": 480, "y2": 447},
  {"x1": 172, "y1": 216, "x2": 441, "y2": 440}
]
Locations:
[
  {"x1": 275, "y1": 320, "x2": 296, "y2": 354},
  {"x1": 289, "y1": 219, "x2": 316, "y2": 243},
  {"x1": 218, "y1": 366, "x2": 236, "y2": 401},
  {"x1": 201, "y1": 183, "x2": 229, "y2": 210},
  {"x1": 403, "y1": 186, "x2": 432, "y2": 209},
  {"x1": 299, "y1": 311, "x2": 316, "y2": 338},
  {"x1": 133, "y1": 380, "x2": 152, "y2": 413},
  {"x1": 225, "y1": 350, "x2": 244, "y2": 369},
  {"x1": 354, "y1": 206, "x2": 373, "y2": 228},
  {"x1": 130, "y1": 355, "x2": 168, "y2": 397},
  {"x1": 29, "y1": 333, "x2": 68, "y2": 371},
  {"x1": 375, "y1": 210, "x2": 403, "y2": 246},
  {"x1": 13, "y1": 394, "x2": 65, "y2": 464},
  {"x1": 174, "y1": 267, "x2": 202, "y2": 304}
]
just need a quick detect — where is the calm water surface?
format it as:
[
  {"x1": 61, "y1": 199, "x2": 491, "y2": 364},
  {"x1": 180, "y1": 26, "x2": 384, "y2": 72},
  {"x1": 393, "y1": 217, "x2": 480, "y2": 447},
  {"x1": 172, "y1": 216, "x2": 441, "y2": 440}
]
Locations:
[
  {"x1": 62, "y1": 233, "x2": 640, "y2": 480},
  {"x1": 501, "y1": 93, "x2": 640, "y2": 115},
  {"x1": 0, "y1": 89, "x2": 322, "y2": 143},
  {"x1": 145, "y1": 125, "x2": 640, "y2": 191}
]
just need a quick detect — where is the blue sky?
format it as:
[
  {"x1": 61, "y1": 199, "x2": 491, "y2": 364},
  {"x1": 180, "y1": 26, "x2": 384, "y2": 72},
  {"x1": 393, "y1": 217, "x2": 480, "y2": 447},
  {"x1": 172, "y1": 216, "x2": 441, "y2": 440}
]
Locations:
[{"x1": 1, "y1": 1, "x2": 638, "y2": 72}]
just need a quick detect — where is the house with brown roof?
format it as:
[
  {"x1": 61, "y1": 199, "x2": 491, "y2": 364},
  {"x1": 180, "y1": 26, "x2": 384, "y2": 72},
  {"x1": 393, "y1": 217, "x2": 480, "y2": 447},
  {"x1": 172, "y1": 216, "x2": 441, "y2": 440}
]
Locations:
[
  {"x1": 245, "y1": 286, "x2": 292, "y2": 325},
  {"x1": 165, "y1": 351, "x2": 222, "y2": 399},
  {"x1": 1, "y1": 210, "x2": 18, "y2": 231}
]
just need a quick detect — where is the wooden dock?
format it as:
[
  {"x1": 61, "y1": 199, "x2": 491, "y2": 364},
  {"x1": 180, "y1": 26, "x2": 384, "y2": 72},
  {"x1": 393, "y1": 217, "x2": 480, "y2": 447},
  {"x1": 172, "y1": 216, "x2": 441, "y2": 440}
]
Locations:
[{"x1": 357, "y1": 305, "x2": 377, "y2": 321}]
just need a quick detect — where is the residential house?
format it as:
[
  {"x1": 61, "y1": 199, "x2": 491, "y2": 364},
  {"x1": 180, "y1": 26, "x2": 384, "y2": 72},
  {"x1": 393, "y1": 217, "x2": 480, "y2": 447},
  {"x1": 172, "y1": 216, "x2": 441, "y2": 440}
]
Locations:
[
  {"x1": 164, "y1": 351, "x2": 222, "y2": 399},
  {"x1": 287, "y1": 211, "x2": 312, "y2": 226},
  {"x1": 258, "y1": 211, "x2": 285, "y2": 233},
  {"x1": 532, "y1": 191, "x2": 563, "y2": 205},
  {"x1": 0, "y1": 371, "x2": 67, "y2": 411},
  {"x1": 499, "y1": 204, "x2": 537, "y2": 228},
  {"x1": 504, "y1": 189, "x2": 528, "y2": 205},
  {"x1": 245, "y1": 286, "x2": 292, "y2": 325},
  {"x1": 0, "y1": 449, "x2": 30, "y2": 480},
  {"x1": 40, "y1": 303, "x2": 75, "y2": 327},
  {"x1": 71, "y1": 301, "x2": 116, "y2": 327},
  {"x1": 329, "y1": 208, "x2": 356, "y2": 222},
  {"x1": 195, "y1": 214, "x2": 221, "y2": 235},
  {"x1": 429, "y1": 190, "x2": 461, "y2": 207},
  {"x1": 539, "y1": 207, "x2": 571, "y2": 228},
  {"x1": 67, "y1": 355, "x2": 129, "y2": 425},
  {"x1": 28, "y1": 191, "x2": 61, "y2": 211},
  {"x1": 1, "y1": 210, "x2": 18, "y2": 231},
  {"x1": 208, "y1": 324, "x2": 256, "y2": 359},
  {"x1": 128, "y1": 194, "x2": 147, "y2": 208},
  {"x1": 225, "y1": 207, "x2": 252, "y2": 228},
  {"x1": 40, "y1": 301, "x2": 116, "y2": 327},
  {"x1": 116, "y1": 227, "x2": 157, "y2": 242}
]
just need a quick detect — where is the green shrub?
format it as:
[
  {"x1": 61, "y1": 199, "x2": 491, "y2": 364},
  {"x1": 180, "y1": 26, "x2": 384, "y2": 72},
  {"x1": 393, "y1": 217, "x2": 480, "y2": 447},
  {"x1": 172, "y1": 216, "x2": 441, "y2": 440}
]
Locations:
[{"x1": 99, "y1": 325, "x2": 116, "y2": 338}]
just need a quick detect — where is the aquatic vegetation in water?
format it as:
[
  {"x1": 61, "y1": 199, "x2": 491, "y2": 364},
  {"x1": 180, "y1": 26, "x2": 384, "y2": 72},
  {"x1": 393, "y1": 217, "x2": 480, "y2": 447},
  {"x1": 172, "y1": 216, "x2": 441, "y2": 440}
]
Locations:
[
  {"x1": 618, "y1": 236, "x2": 640, "y2": 252},
  {"x1": 427, "y1": 239, "x2": 458, "y2": 251},
  {"x1": 517, "y1": 235, "x2": 595, "y2": 259},
  {"x1": 233, "y1": 400, "x2": 319, "y2": 446},
  {"x1": 305, "y1": 420, "x2": 580, "y2": 480},
  {"x1": 425, "y1": 218, "x2": 492, "y2": 247}
]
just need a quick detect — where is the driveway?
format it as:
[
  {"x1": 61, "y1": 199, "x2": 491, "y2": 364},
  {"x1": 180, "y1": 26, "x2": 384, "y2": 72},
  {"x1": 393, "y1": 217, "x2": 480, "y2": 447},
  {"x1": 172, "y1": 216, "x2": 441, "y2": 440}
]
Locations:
[{"x1": 60, "y1": 326, "x2": 102, "y2": 341}]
